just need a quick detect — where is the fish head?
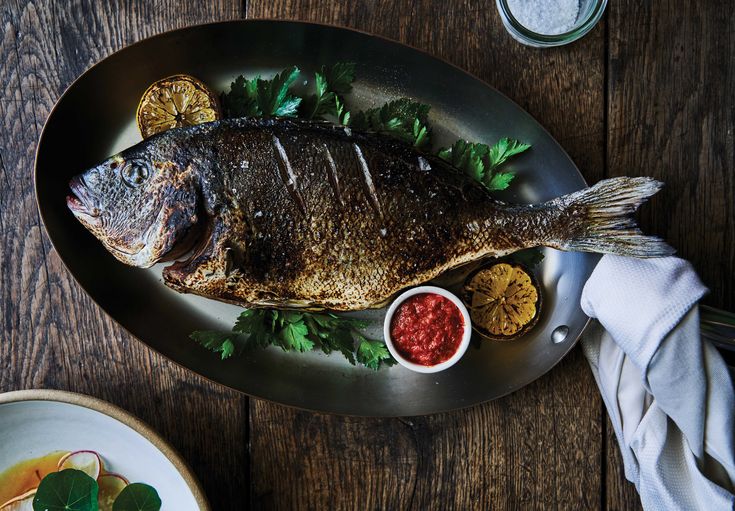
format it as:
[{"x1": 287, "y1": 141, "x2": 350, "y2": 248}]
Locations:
[{"x1": 67, "y1": 140, "x2": 200, "y2": 268}]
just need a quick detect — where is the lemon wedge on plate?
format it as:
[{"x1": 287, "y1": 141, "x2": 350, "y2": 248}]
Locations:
[
  {"x1": 463, "y1": 262, "x2": 541, "y2": 341},
  {"x1": 136, "y1": 74, "x2": 220, "y2": 138}
]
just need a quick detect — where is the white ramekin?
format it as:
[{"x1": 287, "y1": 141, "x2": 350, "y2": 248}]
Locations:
[{"x1": 383, "y1": 286, "x2": 472, "y2": 374}]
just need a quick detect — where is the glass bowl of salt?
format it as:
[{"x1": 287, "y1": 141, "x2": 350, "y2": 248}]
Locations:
[{"x1": 496, "y1": 0, "x2": 607, "y2": 47}]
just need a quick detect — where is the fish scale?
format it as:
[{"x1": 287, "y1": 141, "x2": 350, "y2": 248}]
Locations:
[{"x1": 67, "y1": 117, "x2": 673, "y2": 311}]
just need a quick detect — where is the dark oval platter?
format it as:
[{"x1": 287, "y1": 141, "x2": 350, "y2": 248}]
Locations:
[{"x1": 35, "y1": 20, "x2": 596, "y2": 416}]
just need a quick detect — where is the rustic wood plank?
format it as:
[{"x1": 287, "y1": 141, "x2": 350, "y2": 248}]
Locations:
[
  {"x1": 250, "y1": 352, "x2": 603, "y2": 510},
  {"x1": 607, "y1": 0, "x2": 734, "y2": 310},
  {"x1": 606, "y1": 1, "x2": 735, "y2": 509},
  {"x1": 247, "y1": 2, "x2": 606, "y2": 509},
  {"x1": 606, "y1": 1, "x2": 734, "y2": 509},
  {"x1": 10, "y1": 1, "x2": 727, "y2": 510},
  {"x1": 0, "y1": 1, "x2": 247, "y2": 509}
]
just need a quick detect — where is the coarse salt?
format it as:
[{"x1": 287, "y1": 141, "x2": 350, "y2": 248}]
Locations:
[{"x1": 506, "y1": 0, "x2": 580, "y2": 35}]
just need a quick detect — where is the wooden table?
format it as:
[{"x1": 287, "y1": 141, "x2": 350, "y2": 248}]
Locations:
[{"x1": 1, "y1": 1, "x2": 731, "y2": 509}]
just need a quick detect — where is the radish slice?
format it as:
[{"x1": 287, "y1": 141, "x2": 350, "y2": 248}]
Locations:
[
  {"x1": 56, "y1": 450, "x2": 102, "y2": 480},
  {"x1": 97, "y1": 473, "x2": 128, "y2": 511},
  {"x1": 0, "y1": 490, "x2": 35, "y2": 511}
]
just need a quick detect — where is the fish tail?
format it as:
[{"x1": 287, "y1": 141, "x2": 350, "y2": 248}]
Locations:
[{"x1": 544, "y1": 177, "x2": 674, "y2": 258}]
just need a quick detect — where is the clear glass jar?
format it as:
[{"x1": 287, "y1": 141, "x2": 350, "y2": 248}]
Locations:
[{"x1": 496, "y1": 0, "x2": 608, "y2": 48}]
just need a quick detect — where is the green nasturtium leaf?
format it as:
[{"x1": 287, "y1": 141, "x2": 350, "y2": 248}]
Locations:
[
  {"x1": 33, "y1": 469, "x2": 98, "y2": 511},
  {"x1": 112, "y1": 483, "x2": 162, "y2": 511}
]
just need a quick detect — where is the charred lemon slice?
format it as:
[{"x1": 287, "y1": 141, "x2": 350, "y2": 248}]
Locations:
[
  {"x1": 463, "y1": 262, "x2": 541, "y2": 341},
  {"x1": 136, "y1": 74, "x2": 220, "y2": 138}
]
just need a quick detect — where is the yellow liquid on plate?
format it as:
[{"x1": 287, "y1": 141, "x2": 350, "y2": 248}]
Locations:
[{"x1": 0, "y1": 451, "x2": 69, "y2": 505}]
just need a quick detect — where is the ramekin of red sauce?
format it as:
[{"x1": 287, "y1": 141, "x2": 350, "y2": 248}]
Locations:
[{"x1": 384, "y1": 286, "x2": 472, "y2": 373}]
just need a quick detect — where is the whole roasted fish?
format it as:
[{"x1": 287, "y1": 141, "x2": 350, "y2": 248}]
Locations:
[{"x1": 67, "y1": 118, "x2": 672, "y2": 310}]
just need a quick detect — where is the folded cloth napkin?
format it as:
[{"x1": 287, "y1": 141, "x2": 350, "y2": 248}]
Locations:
[{"x1": 580, "y1": 255, "x2": 735, "y2": 511}]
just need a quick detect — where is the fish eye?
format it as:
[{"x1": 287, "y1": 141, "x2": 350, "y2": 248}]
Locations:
[{"x1": 121, "y1": 160, "x2": 150, "y2": 188}]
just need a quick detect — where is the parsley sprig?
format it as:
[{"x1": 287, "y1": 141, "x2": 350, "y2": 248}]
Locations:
[
  {"x1": 219, "y1": 65, "x2": 532, "y2": 186},
  {"x1": 220, "y1": 66, "x2": 302, "y2": 118},
  {"x1": 191, "y1": 310, "x2": 396, "y2": 370},
  {"x1": 302, "y1": 62, "x2": 356, "y2": 120},
  {"x1": 350, "y1": 98, "x2": 431, "y2": 150},
  {"x1": 438, "y1": 138, "x2": 530, "y2": 191}
]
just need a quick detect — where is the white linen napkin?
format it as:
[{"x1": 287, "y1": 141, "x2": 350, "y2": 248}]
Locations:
[{"x1": 580, "y1": 255, "x2": 735, "y2": 511}]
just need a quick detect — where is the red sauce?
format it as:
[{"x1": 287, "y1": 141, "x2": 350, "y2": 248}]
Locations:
[{"x1": 390, "y1": 293, "x2": 465, "y2": 366}]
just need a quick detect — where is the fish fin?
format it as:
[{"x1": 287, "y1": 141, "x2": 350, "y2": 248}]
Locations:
[{"x1": 548, "y1": 177, "x2": 675, "y2": 258}]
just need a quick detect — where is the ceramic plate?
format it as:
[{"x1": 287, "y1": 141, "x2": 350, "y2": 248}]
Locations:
[{"x1": 0, "y1": 390, "x2": 209, "y2": 510}]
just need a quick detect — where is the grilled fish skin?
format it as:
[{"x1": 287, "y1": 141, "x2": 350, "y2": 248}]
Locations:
[{"x1": 67, "y1": 117, "x2": 673, "y2": 310}]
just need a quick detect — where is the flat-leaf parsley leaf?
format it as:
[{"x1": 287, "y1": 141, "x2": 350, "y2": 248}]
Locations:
[
  {"x1": 303, "y1": 62, "x2": 356, "y2": 120},
  {"x1": 221, "y1": 66, "x2": 301, "y2": 118},
  {"x1": 488, "y1": 137, "x2": 531, "y2": 171},
  {"x1": 192, "y1": 310, "x2": 395, "y2": 370},
  {"x1": 439, "y1": 138, "x2": 530, "y2": 191},
  {"x1": 351, "y1": 98, "x2": 431, "y2": 150},
  {"x1": 356, "y1": 337, "x2": 397, "y2": 370},
  {"x1": 257, "y1": 66, "x2": 302, "y2": 117}
]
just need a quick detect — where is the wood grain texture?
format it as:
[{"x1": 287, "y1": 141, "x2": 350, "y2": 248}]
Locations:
[
  {"x1": 247, "y1": 2, "x2": 605, "y2": 510},
  {"x1": 606, "y1": 2, "x2": 734, "y2": 508},
  {"x1": 0, "y1": 1, "x2": 248, "y2": 509},
  {"x1": 251, "y1": 352, "x2": 602, "y2": 511},
  {"x1": 607, "y1": 0, "x2": 735, "y2": 310},
  {"x1": 2, "y1": 1, "x2": 729, "y2": 510}
]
